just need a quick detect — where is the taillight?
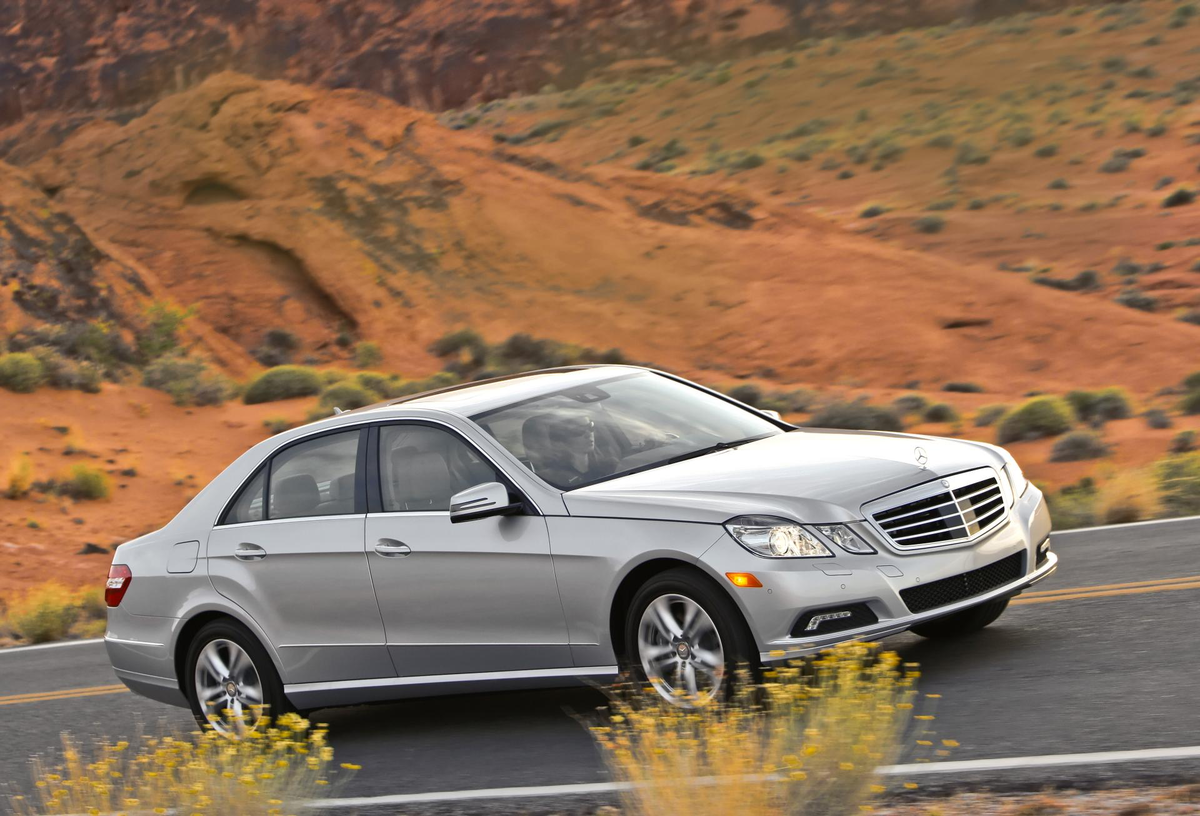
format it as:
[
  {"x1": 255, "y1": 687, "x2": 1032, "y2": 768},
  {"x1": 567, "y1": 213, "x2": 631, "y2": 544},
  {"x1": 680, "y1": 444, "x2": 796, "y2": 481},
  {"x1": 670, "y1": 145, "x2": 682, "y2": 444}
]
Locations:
[{"x1": 106, "y1": 564, "x2": 132, "y2": 607}]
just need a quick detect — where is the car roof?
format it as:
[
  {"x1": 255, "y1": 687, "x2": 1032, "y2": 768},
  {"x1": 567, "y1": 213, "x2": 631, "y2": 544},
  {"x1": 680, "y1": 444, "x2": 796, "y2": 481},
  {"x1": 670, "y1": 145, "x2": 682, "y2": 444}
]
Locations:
[{"x1": 347, "y1": 365, "x2": 648, "y2": 420}]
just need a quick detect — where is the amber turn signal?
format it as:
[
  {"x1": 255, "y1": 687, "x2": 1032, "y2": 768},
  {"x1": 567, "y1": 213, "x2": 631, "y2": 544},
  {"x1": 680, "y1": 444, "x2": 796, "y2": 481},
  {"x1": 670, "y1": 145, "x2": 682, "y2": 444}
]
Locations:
[{"x1": 725, "y1": 572, "x2": 762, "y2": 588}]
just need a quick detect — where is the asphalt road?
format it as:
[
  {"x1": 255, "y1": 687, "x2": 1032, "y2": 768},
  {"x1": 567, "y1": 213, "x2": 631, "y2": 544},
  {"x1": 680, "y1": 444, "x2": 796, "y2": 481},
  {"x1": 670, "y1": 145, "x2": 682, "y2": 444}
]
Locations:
[{"x1": 3, "y1": 518, "x2": 1200, "y2": 810}]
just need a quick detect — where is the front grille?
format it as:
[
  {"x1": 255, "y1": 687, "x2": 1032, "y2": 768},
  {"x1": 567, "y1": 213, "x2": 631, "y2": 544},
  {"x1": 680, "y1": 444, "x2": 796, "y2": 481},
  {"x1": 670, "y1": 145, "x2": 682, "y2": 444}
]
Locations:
[
  {"x1": 790, "y1": 603, "x2": 878, "y2": 638},
  {"x1": 900, "y1": 552, "x2": 1025, "y2": 613},
  {"x1": 870, "y1": 469, "x2": 1007, "y2": 548}
]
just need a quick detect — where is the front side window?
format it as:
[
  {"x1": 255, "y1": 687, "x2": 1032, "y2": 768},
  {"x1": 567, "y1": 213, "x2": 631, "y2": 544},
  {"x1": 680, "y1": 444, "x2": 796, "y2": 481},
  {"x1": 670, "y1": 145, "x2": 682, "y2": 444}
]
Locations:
[
  {"x1": 379, "y1": 424, "x2": 500, "y2": 512},
  {"x1": 471, "y1": 372, "x2": 782, "y2": 490},
  {"x1": 268, "y1": 430, "x2": 360, "y2": 520}
]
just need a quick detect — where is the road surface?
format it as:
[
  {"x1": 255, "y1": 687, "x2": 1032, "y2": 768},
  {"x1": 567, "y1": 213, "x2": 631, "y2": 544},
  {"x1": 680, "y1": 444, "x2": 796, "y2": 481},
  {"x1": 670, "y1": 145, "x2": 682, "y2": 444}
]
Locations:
[{"x1": 3, "y1": 518, "x2": 1199, "y2": 810}]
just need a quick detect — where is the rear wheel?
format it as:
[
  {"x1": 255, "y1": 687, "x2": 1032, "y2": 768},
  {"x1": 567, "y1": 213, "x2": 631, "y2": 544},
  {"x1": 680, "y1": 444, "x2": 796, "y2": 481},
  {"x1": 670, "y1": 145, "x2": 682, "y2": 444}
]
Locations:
[
  {"x1": 910, "y1": 597, "x2": 1009, "y2": 639},
  {"x1": 624, "y1": 568, "x2": 754, "y2": 706},
  {"x1": 185, "y1": 619, "x2": 287, "y2": 734}
]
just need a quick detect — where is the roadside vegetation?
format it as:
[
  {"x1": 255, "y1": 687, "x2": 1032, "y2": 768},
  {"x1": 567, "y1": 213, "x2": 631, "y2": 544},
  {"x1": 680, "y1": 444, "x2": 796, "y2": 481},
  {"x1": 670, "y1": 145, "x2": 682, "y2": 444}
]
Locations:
[
  {"x1": 0, "y1": 583, "x2": 106, "y2": 644},
  {"x1": 8, "y1": 713, "x2": 353, "y2": 815},
  {"x1": 592, "y1": 641, "x2": 935, "y2": 815}
]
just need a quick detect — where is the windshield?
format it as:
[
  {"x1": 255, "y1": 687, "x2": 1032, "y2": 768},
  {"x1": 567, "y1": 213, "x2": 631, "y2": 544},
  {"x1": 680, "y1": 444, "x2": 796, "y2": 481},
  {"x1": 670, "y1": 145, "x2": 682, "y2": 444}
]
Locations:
[{"x1": 469, "y1": 372, "x2": 783, "y2": 490}]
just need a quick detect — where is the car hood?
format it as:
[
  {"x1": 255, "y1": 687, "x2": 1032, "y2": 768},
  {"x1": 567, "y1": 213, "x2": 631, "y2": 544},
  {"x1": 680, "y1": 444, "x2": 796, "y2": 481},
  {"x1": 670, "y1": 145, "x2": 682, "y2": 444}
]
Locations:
[{"x1": 563, "y1": 428, "x2": 1005, "y2": 524}]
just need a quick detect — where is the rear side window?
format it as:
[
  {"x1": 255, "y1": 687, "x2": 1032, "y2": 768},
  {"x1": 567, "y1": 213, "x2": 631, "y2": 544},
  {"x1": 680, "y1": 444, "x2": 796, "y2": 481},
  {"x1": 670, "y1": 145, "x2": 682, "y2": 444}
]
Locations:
[
  {"x1": 222, "y1": 468, "x2": 265, "y2": 525},
  {"x1": 269, "y1": 430, "x2": 360, "y2": 520}
]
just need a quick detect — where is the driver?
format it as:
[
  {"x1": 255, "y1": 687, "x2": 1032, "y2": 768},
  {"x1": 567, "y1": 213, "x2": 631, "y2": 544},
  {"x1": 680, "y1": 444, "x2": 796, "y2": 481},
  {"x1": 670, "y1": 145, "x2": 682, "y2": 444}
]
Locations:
[{"x1": 540, "y1": 411, "x2": 617, "y2": 487}]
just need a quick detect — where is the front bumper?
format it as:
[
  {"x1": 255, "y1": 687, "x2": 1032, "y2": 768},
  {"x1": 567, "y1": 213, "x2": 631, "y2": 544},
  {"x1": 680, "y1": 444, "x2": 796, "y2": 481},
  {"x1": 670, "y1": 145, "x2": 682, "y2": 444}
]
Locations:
[{"x1": 759, "y1": 549, "x2": 1056, "y2": 661}]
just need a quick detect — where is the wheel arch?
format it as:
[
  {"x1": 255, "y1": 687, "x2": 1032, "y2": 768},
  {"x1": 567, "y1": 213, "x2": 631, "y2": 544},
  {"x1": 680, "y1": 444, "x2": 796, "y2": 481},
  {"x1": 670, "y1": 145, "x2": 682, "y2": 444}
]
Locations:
[
  {"x1": 608, "y1": 558, "x2": 754, "y2": 663},
  {"x1": 172, "y1": 606, "x2": 285, "y2": 693}
]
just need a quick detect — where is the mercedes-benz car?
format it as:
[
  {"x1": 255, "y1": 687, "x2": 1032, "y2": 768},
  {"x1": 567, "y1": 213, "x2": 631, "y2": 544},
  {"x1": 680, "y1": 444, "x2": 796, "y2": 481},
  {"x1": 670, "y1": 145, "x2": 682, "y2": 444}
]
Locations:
[{"x1": 104, "y1": 365, "x2": 1055, "y2": 731}]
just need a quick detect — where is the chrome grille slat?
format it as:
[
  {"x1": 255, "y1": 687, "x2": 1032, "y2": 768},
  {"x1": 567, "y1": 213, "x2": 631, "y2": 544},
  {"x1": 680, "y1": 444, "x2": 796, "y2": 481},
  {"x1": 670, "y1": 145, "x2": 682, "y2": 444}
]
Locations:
[{"x1": 867, "y1": 468, "x2": 1009, "y2": 549}]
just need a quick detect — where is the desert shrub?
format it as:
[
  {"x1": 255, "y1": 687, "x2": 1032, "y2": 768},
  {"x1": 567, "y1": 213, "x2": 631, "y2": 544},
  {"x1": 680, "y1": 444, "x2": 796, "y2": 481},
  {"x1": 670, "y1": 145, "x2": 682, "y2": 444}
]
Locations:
[
  {"x1": 1114, "y1": 288, "x2": 1157, "y2": 312},
  {"x1": 354, "y1": 371, "x2": 393, "y2": 397},
  {"x1": 1032, "y1": 269, "x2": 1100, "y2": 292},
  {"x1": 1048, "y1": 177, "x2": 1070, "y2": 190},
  {"x1": 955, "y1": 142, "x2": 990, "y2": 165},
  {"x1": 10, "y1": 713, "x2": 347, "y2": 815},
  {"x1": 591, "y1": 642, "x2": 915, "y2": 816},
  {"x1": 0, "y1": 352, "x2": 46, "y2": 393},
  {"x1": 1143, "y1": 409, "x2": 1172, "y2": 429},
  {"x1": 354, "y1": 341, "x2": 382, "y2": 368},
  {"x1": 1099, "y1": 155, "x2": 1130, "y2": 173},
  {"x1": 5, "y1": 454, "x2": 33, "y2": 499},
  {"x1": 318, "y1": 382, "x2": 377, "y2": 411},
  {"x1": 1181, "y1": 390, "x2": 1200, "y2": 415},
  {"x1": 7, "y1": 322, "x2": 134, "y2": 379},
  {"x1": 243, "y1": 365, "x2": 323, "y2": 404},
  {"x1": 923, "y1": 403, "x2": 959, "y2": 422},
  {"x1": 891, "y1": 394, "x2": 928, "y2": 414},
  {"x1": 252, "y1": 328, "x2": 299, "y2": 366},
  {"x1": 726, "y1": 384, "x2": 763, "y2": 407},
  {"x1": 1049, "y1": 431, "x2": 1110, "y2": 462},
  {"x1": 997, "y1": 397, "x2": 1074, "y2": 443},
  {"x1": 860, "y1": 205, "x2": 888, "y2": 218},
  {"x1": 1096, "y1": 471, "x2": 1158, "y2": 525},
  {"x1": 913, "y1": 215, "x2": 945, "y2": 234},
  {"x1": 974, "y1": 404, "x2": 1008, "y2": 427},
  {"x1": 1066, "y1": 388, "x2": 1132, "y2": 424},
  {"x1": 1163, "y1": 188, "x2": 1197, "y2": 208},
  {"x1": 58, "y1": 464, "x2": 111, "y2": 500},
  {"x1": 1157, "y1": 453, "x2": 1200, "y2": 516},
  {"x1": 1034, "y1": 144, "x2": 1059, "y2": 158},
  {"x1": 5, "y1": 583, "x2": 79, "y2": 644},
  {"x1": 635, "y1": 138, "x2": 687, "y2": 171},
  {"x1": 1045, "y1": 479, "x2": 1097, "y2": 529},
  {"x1": 926, "y1": 199, "x2": 956, "y2": 211},
  {"x1": 760, "y1": 388, "x2": 818, "y2": 414},
  {"x1": 136, "y1": 302, "x2": 193, "y2": 360},
  {"x1": 142, "y1": 354, "x2": 234, "y2": 406},
  {"x1": 943, "y1": 381, "x2": 983, "y2": 393},
  {"x1": 1183, "y1": 371, "x2": 1200, "y2": 391},
  {"x1": 806, "y1": 400, "x2": 903, "y2": 432},
  {"x1": 1171, "y1": 430, "x2": 1197, "y2": 453},
  {"x1": 431, "y1": 328, "x2": 487, "y2": 360},
  {"x1": 1005, "y1": 126, "x2": 1036, "y2": 148},
  {"x1": 263, "y1": 416, "x2": 292, "y2": 435}
]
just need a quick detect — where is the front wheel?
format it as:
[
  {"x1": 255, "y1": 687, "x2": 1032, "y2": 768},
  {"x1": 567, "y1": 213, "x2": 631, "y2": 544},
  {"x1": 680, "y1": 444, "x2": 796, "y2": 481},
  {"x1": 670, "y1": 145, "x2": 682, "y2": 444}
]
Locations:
[
  {"x1": 624, "y1": 568, "x2": 755, "y2": 706},
  {"x1": 910, "y1": 597, "x2": 1009, "y2": 639},
  {"x1": 185, "y1": 619, "x2": 288, "y2": 734}
]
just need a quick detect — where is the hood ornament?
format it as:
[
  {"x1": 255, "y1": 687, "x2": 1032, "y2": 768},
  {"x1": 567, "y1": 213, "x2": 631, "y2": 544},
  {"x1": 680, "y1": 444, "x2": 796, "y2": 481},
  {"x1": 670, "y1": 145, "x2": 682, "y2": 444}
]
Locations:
[{"x1": 914, "y1": 446, "x2": 929, "y2": 469}]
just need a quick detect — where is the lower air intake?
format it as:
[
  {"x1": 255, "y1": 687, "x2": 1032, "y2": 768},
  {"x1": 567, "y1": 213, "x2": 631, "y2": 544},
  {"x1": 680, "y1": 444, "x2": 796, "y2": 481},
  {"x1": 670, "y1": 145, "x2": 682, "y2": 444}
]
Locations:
[{"x1": 900, "y1": 552, "x2": 1025, "y2": 614}]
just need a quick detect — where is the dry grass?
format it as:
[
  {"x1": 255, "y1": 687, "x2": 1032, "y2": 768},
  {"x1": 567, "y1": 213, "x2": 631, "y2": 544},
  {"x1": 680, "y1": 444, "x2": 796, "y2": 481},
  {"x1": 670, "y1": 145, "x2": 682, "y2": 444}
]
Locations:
[
  {"x1": 1, "y1": 582, "x2": 108, "y2": 644},
  {"x1": 590, "y1": 642, "x2": 927, "y2": 816},
  {"x1": 1094, "y1": 469, "x2": 1160, "y2": 525}
]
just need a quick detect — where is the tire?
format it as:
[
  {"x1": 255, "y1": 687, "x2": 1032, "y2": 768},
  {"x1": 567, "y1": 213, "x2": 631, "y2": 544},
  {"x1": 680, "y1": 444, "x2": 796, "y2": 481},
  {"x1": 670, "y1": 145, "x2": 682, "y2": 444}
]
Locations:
[
  {"x1": 910, "y1": 597, "x2": 1010, "y2": 639},
  {"x1": 184, "y1": 618, "x2": 289, "y2": 733},
  {"x1": 623, "y1": 567, "x2": 755, "y2": 705}
]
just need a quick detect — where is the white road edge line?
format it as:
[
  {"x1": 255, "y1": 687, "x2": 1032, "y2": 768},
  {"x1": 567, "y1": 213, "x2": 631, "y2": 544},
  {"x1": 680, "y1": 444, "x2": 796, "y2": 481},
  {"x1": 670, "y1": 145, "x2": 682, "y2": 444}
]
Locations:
[
  {"x1": 0, "y1": 638, "x2": 104, "y2": 656},
  {"x1": 1051, "y1": 514, "x2": 1200, "y2": 536},
  {"x1": 309, "y1": 745, "x2": 1200, "y2": 809}
]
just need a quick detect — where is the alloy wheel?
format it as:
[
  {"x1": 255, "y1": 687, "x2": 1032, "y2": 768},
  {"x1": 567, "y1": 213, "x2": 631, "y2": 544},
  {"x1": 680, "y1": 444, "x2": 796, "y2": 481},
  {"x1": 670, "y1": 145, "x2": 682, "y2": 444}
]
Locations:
[
  {"x1": 193, "y1": 638, "x2": 266, "y2": 734},
  {"x1": 636, "y1": 593, "x2": 725, "y2": 705}
]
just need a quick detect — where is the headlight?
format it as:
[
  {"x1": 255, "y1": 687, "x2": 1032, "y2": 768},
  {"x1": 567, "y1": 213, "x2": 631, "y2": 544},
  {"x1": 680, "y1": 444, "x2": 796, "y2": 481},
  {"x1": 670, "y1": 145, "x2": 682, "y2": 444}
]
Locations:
[
  {"x1": 725, "y1": 516, "x2": 832, "y2": 558},
  {"x1": 814, "y1": 524, "x2": 876, "y2": 554}
]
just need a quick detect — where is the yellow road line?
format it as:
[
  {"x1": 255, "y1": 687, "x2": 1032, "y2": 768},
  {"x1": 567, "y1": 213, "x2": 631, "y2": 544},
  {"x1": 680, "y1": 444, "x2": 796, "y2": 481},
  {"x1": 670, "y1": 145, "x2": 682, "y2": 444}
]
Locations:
[
  {"x1": 1013, "y1": 579, "x2": 1200, "y2": 606},
  {"x1": 1022, "y1": 574, "x2": 1200, "y2": 598},
  {"x1": 0, "y1": 684, "x2": 128, "y2": 707}
]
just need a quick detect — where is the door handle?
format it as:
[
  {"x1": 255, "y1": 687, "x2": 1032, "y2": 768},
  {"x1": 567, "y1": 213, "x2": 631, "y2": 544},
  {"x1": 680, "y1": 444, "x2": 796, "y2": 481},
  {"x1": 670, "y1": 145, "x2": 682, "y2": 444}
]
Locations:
[
  {"x1": 234, "y1": 543, "x2": 267, "y2": 561},
  {"x1": 374, "y1": 538, "x2": 411, "y2": 557}
]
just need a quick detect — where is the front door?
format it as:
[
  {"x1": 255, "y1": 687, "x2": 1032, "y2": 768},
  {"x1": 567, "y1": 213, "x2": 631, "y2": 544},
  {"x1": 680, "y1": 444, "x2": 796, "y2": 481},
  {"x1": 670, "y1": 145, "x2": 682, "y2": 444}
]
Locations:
[
  {"x1": 364, "y1": 422, "x2": 571, "y2": 676},
  {"x1": 207, "y1": 428, "x2": 393, "y2": 684}
]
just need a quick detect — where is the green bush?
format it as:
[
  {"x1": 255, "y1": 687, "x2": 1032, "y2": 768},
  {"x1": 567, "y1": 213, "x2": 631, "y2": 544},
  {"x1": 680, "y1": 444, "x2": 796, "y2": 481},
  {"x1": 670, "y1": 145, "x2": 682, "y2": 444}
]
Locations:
[
  {"x1": 354, "y1": 371, "x2": 393, "y2": 397},
  {"x1": 1181, "y1": 390, "x2": 1200, "y2": 415},
  {"x1": 0, "y1": 352, "x2": 46, "y2": 393},
  {"x1": 263, "y1": 417, "x2": 292, "y2": 435},
  {"x1": 60, "y1": 464, "x2": 111, "y2": 500},
  {"x1": 943, "y1": 381, "x2": 983, "y2": 393},
  {"x1": 1171, "y1": 430, "x2": 1196, "y2": 453},
  {"x1": 975, "y1": 404, "x2": 1008, "y2": 427},
  {"x1": 1162, "y1": 188, "x2": 1196, "y2": 208},
  {"x1": 243, "y1": 366, "x2": 323, "y2": 404},
  {"x1": 1045, "y1": 479, "x2": 1097, "y2": 530},
  {"x1": 912, "y1": 215, "x2": 945, "y2": 234},
  {"x1": 923, "y1": 403, "x2": 959, "y2": 422},
  {"x1": 996, "y1": 397, "x2": 1074, "y2": 443},
  {"x1": 1049, "y1": 431, "x2": 1110, "y2": 462},
  {"x1": 253, "y1": 328, "x2": 299, "y2": 366},
  {"x1": 725, "y1": 384, "x2": 763, "y2": 407},
  {"x1": 1157, "y1": 453, "x2": 1200, "y2": 516},
  {"x1": 1066, "y1": 388, "x2": 1132, "y2": 424},
  {"x1": 891, "y1": 394, "x2": 928, "y2": 415},
  {"x1": 354, "y1": 341, "x2": 383, "y2": 369},
  {"x1": 1143, "y1": 409, "x2": 1172, "y2": 430},
  {"x1": 805, "y1": 401, "x2": 903, "y2": 432},
  {"x1": 759, "y1": 389, "x2": 817, "y2": 414},
  {"x1": 142, "y1": 354, "x2": 234, "y2": 406},
  {"x1": 318, "y1": 382, "x2": 377, "y2": 410},
  {"x1": 6, "y1": 584, "x2": 81, "y2": 643},
  {"x1": 137, "y1": 302, "x2": 193, "y2": 361},
  {"x1": 28, "y1": 346, "x2": 102, "y2": 393}
]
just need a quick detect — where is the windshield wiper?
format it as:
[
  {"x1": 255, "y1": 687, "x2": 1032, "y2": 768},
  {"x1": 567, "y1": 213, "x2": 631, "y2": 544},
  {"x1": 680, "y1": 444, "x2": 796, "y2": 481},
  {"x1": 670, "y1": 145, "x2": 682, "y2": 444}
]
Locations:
[{"x1": 665, "y1": 434, "x2": 775, "y2": 465}]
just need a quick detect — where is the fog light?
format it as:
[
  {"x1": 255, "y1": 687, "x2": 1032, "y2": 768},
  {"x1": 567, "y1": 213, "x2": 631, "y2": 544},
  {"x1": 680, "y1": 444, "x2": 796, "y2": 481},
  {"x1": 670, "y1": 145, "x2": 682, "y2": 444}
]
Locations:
[
  {"x1": 726, "y1": 572, "x2": 762, "y2": 588},
  {"x1": 1036, "y1": 538, "x2": 1051, "y2": 566}
]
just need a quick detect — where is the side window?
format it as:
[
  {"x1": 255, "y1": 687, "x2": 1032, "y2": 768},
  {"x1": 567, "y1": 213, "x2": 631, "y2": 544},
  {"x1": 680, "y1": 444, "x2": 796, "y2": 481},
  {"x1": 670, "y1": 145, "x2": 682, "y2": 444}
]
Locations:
[
  {"x1": 222, "y1": 468, "x2": 265, "y2": 525},
  {"x1": 379, "y1": 425, "x2": 500, "y2": 512},
  {"x1": 269, "y1": 430, "x2": 360, "y2": 520}
]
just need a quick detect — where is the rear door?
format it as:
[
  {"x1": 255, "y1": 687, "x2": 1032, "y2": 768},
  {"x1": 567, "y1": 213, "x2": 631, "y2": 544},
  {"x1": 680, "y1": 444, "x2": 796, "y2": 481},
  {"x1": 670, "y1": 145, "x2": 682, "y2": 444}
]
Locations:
[
  {"x1": 207, "y1": 428, "x2": 393, "y2": 684},
  {"x1": 364, "y1": 422, "x2": 571, "y2": 676}
]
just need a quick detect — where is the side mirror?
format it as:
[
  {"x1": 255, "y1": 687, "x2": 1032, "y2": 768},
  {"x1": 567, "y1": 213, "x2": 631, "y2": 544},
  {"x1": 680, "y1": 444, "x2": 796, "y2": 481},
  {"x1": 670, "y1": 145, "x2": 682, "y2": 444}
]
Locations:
[
  {"x1": 760, "y1": 409, "x2": 783, "y2": 421},
  {"x1": 449, "y1": 482, "x2": 524, "y2": 524}
]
